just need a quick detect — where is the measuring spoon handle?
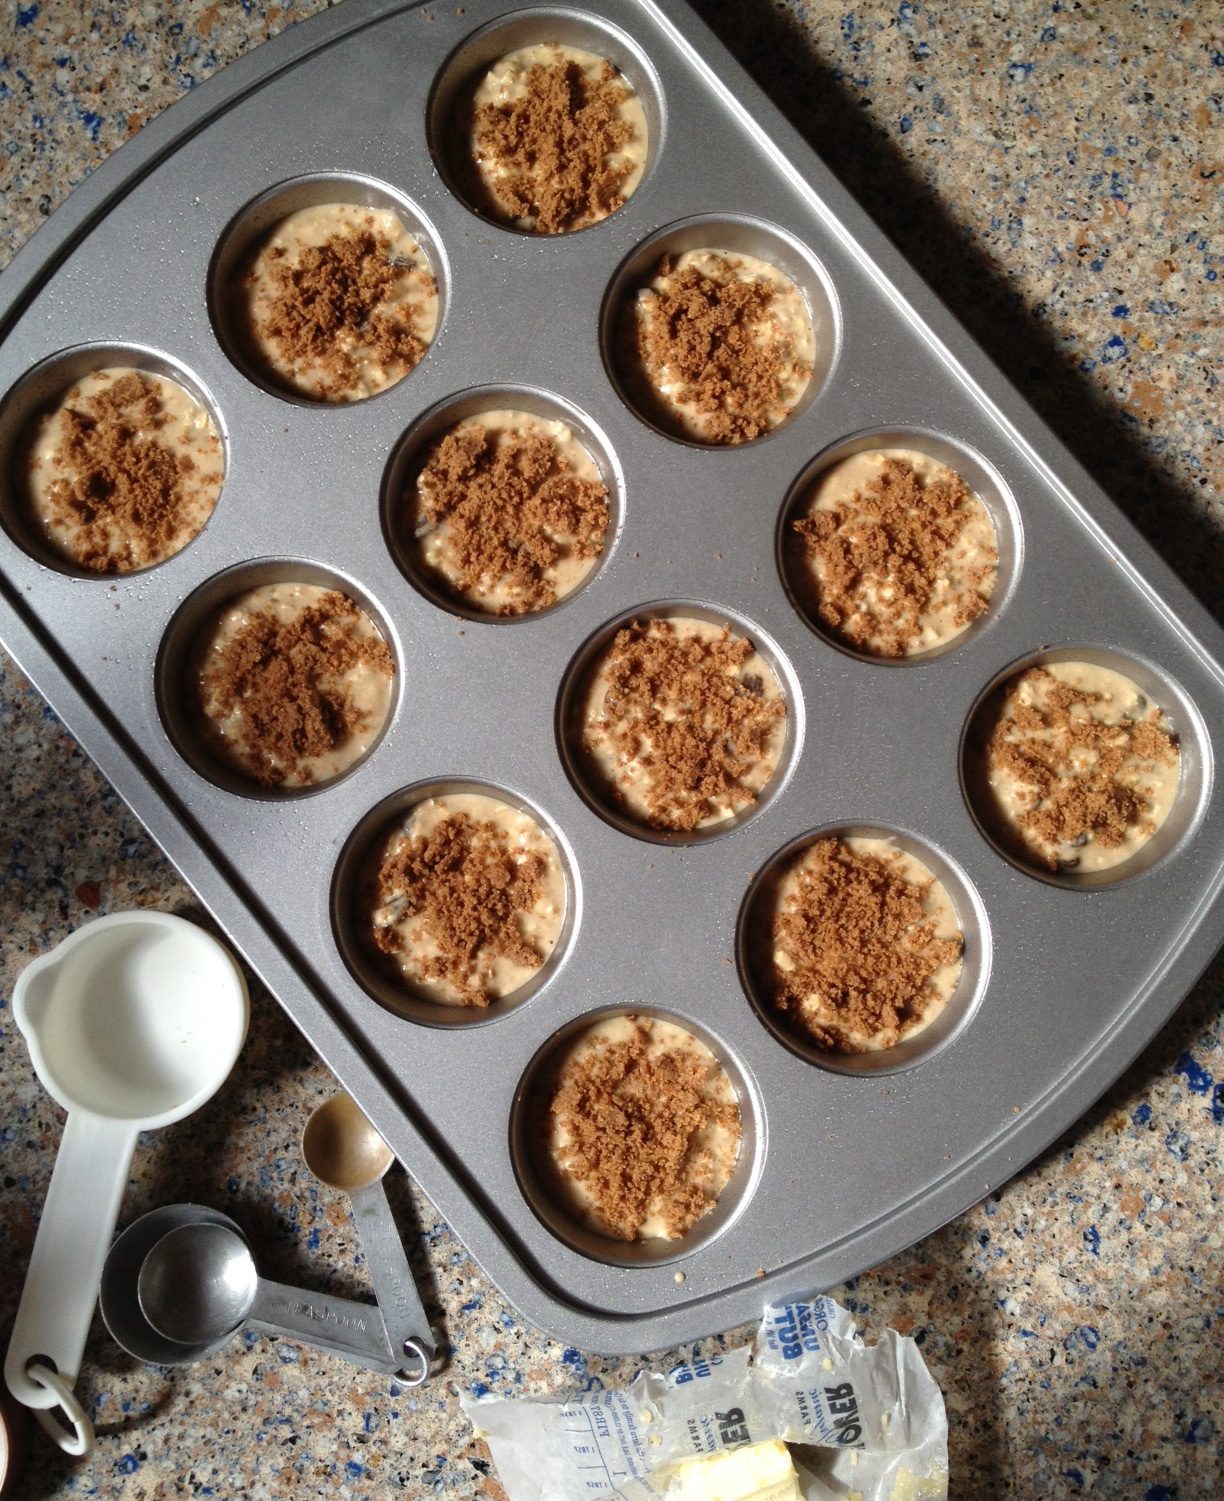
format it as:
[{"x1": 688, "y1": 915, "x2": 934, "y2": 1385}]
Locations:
[
  {"x1": 351, "y1": 1181, "x2": 435, "y2": 1366},
  {"x1": 5, "y1": 1112, "x2": 137, "y2": 1413},
  {"x1": 247, "y1": 1279, "x2": 397, "y2": 1372}
]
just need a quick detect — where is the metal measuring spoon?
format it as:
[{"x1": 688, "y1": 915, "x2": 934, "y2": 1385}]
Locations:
[
  {"x1": 302, "y1": 1094, "x2": 435, "y2": 1385},
  {"x1": 136, "y1": 1221, "x2": 401, "y2": 1374},
  {"x1": 101, "y1": 1204, "x2": 245, "y2": 1367}
]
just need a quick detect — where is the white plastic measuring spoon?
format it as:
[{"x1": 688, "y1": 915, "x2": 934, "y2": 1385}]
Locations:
[{"x1": 4, "y1": 912, "x2": 248, "y2": 1454}]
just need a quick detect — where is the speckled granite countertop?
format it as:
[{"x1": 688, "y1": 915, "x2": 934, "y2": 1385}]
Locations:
[{"x1": 1, "y1": 1, "x2": 1221, "y2": 1496}]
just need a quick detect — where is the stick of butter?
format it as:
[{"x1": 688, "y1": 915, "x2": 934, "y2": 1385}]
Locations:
[{"x1": 663, "y1": 1439, "x2": 802, "y2": 1501}]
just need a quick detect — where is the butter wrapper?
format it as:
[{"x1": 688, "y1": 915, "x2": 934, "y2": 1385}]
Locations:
[{"x1": 459, "y1": 1297, "x2": 948, "y2": 1500}]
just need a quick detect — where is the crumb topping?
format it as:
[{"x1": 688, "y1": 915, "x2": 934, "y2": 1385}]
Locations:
[
  {"x1": 793, "y1": 455, "x2": 998, "y2": 656},
  {"x1": 982, "y1": 666, "x2": 1180, "y2": 870},
  {"x1": 632, "y1": 254, "x2": 810, "y2": 444},
  {"x1": 413, "y1": 420, "x2": 609, "y2": 614},
  {"x1": 374, "y1": 813, "x2": 549, "y2": 1006},
  {"x1": 548, "y1": 1016, "x2": 742, "y2": 1240},
  {"x1": 769, "y1": 839, "x2": 963, "y2": 1053},
  {"x1": 473, "y1": 55, "x2": 638, "y2": 233},
  {"x1": 199, "y1": 589, "x2": 394, "y2": 786},
  {"x1": 248, "y1": 225, "x2": 434, "y2": 400},
  {"x1": 584, "y1": 619, "x2": 786, "y2": 831},
  {"x1": 31, "y1": 370, "x2": 221, "y2": 573}
]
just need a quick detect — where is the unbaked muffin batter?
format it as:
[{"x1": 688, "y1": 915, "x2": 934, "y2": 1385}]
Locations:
[
  {"x1": 470, "y1": 43, "x2": 648, "y2": 233},
  {"x1": 239, "y1": 203, "x2": 438, "y2": 402},
  {"x1": 976, "y1": 661, "x2": 1181, "y2": 874},
  {"x1": 27, "y1": 367, "x2": 223, "y2": 573},
  {"x1": 545, "y1": 1014, "x2": 741, "y2": 1241},
  {"x1": 792, "y1": 447, "x2": 998, "y2": 657},
  {"x1": 767, "y1": 836, "x2": 964, "y2": 1054},
  {"x1": 195, "y1": 582, "x2": 394, "y2": 788},
  {"x1": 580, "y1": 615, "x2": 787, "y2": 833},
  {"x1": 407, "y1": 408, "x2": 610, "y2": 616},
  {"x1": 369, "y1": 792, "x2": 565, "y2": 1007},
  {"x1": 626, "y1": 248, "x2": 815, "y2": 444}
]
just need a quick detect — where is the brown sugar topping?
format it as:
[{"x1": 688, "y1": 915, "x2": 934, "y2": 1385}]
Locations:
[
  {"x1": 586, "y1": 619, "x2": 786, "y2": 831},
  {"x1": 34, "y1": 371, "x2": 220, "y2": 573},
  {"x1": 374, "y1": 813, "x2": 548, "y2": 1006},
  {"x1": 413, "y1": 421, "x2": 609, "y2": 613},
  {"x1": 200, "y1": 590, "x2": 394, "y2": 786},
  {"x1": 249, "y1": 227, "x2": 433, "y2": 398},
  {"x1": 473, "y1": 56, "x2": 637, "y2": 233},
  {"x1": 792, "y1": 456, "x2": 998, "y2": 656},
  {"x1": 982, "y1": 667, "x2": 1180, "y2": 869},
  {"x1": 548, "y1": 1017, "x2": 742, "y2": 1240},
  {"x1": 632, "y1": 256, "x2": 807, "y2": 444},
  {"x1": 770, "y1": 839, "x2": 963, "y2": 1053}
]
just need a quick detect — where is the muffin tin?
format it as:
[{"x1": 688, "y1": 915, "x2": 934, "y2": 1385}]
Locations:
[{"x1": 1, "y1": 0, "x2": 1222, "y2": 1355}]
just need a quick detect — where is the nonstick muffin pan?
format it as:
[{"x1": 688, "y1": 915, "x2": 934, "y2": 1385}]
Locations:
[{"x1": 1, "y1": 0, "x2": 1222, "y2": 1354}]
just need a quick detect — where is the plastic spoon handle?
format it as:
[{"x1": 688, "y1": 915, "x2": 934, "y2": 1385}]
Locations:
[
  {"x1": 4, "y1": 1111, "x2": 138, "y2": 1406},
  {"x1": 351, "y1": 1180, "x2": 435, "y2": 1365},
  {"x1": 247, "y1": 1279, "x2": 398, "y2": 1372}
]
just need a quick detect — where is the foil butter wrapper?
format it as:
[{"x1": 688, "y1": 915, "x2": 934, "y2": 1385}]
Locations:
[{"x1": 460, "y1": 1298, "x2": 948, "y2": 1499}]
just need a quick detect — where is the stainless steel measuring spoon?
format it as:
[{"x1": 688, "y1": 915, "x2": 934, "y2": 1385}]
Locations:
[
  {"x1": 302, "y1": 1093, "x2": 435, "y2": 1385},
  {"x1": 136, "y1": 1221, "x2": 402, "y2": 1374},
  {"x1": 101, "y1": 1204, "x2": 246, "y2": 1368}
]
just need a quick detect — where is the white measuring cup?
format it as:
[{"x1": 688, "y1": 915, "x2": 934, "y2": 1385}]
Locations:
[{"x1": 4, "y1": 912, "x2": 248, "y2": 1455}]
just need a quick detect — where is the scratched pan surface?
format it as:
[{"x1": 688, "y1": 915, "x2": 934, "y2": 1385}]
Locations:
[{"x1": 1, "y1": 0, "x2": 1222, "y2": 1355}]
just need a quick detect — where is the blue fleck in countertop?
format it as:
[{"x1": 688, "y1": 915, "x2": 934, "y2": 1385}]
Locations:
[{"x1": 1, "y1": 1, "x2": 1221, "y2": 1496}]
